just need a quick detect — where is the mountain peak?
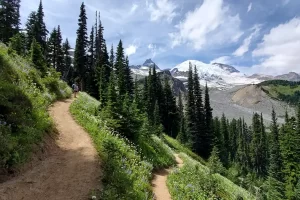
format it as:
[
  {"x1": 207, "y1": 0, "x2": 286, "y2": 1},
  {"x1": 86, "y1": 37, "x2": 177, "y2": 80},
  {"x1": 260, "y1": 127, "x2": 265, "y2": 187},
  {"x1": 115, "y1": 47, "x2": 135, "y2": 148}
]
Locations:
[
  {"x1": 143, "y1": 58, "x2": 155, "y2": 66},
  {"x1": 212, "y1": 63, "x2": 240, "y2": 73}
]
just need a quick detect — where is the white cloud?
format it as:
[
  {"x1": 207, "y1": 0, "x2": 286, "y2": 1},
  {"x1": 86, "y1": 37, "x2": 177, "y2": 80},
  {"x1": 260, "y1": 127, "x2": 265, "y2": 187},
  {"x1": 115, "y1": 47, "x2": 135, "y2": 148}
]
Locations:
[
  {"x1": 252, "y1": 18, "x2": 300, "y2": 75},
  {"x1": 233, "y1": 24, "x2": 261, "y2": 57},
  {"x1": 147, "y1": 0, "x2": 177, "y2": 23},
  {"x1": 210, "y1": 56, "x2": 232, "y2": 64},
  {"x1": 147, "y1": 43, "x2": 165, "y2": 58},
  {"x1": 283, "y1": 0, "x2": 290, "y2": 5},
  {"x1": 247, "y1": 3, "x2": 252, "y2": 12},
  {"x1": 169, "y1": 0, "x2": 242, "y2": 50},
  {"x1": 130, "y1": 4, "x2": 139, "y2": 14},
  {"x1": 125, "y1": 45, "x2": 138, "y2": 56}
]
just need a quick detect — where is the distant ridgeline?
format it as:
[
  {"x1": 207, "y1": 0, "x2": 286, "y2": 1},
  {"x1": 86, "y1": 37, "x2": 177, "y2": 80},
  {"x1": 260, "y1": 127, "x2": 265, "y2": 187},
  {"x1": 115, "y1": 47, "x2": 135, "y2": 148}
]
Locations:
[{"x1": 259, "y1": 80, "x2": 300, "y2": 105}]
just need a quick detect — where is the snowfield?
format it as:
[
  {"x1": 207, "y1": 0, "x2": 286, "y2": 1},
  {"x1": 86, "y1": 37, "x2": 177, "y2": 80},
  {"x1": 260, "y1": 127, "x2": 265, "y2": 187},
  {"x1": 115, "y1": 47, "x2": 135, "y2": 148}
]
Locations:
[{"x1": 171, "y1": 60, "x2": 262, "y2": 89}]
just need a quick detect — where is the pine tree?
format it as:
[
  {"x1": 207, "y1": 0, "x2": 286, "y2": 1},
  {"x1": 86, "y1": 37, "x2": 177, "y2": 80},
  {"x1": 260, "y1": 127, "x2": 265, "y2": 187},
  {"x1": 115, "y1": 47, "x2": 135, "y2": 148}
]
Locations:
[
  {"x1": 204, "y1": 83, "x2": 213, "y2": 158},
  {"x1": 229, "y1": 118, "x2": 237, "y2": 162},
  {"x1": 193, "y1": 66, "x2": 205, "y2": 156},
  {"x1": 295, "y1": 180, "x2": 300, "y2": 199},
  {"x1": 208, "y1": 146, "x2": 224, "y2": 174},
  {"x1": 269, "y1": 108, "x2": 284, "y2": 182},
  {"x1": 177, "y1": 92, "x2": 187, "y2": 144},
  {"x1": 33, "y1": 0, "x2": 48, "y2": 52},
  {"x1": 115, "y1": 40, "x2": 126, "y2": 96},
  {"x1": 100, "y1": 71, "x2": 121, "y2": 130},
  {"x1": 55, "y1": 25, "x2": 64, "y2": 75},
  {"x1": 124, "y1": 56, "x2": 134, "y2": 96},
  {"x1": 109, "y1": 44, "x2": 115, "y2": 69},
  {"x1": 9, "y1": 32, "x2": 26, "y2": 56},
  {"x1": 0, "y1": 0, "x2": 20, "y2": 43},
  {"x1": 25, "y1": 11, "x2": 38, "y2": 50},
  {"x1": 186, "y1": 62, "x2": 196, "y2": 146},
  {"x1": 74, "y1": 2, "x2": 88, "y2": 91},
  {"x1": 280, "y1": 104, "x2": 300, "y2": 199},
  {"x1": 47, "y1": 27, "x2": 58, "y2": 68},
  {"x1": 236, "y1": 118, "x2": 248, "y2": 173},
  {"x1": 86, "y1": 25, "x2": 96, "y2": 96},
  {"x1": 250, "y1": 113, "x2": 267, "y2": 176},
  {"x1": 62, "y1": 39, "x2": 73, "y2": 83},
  {"x1": 260, "y1": 113, "x2": 268, "y2": 176},
  {"x1": 30, "y1": 38, "x2": 47, "y2": 76},
  {"x1": 220, "y1": 114, "x2": 229, "y2": 166},
  {"x1": 163, "y1": 77, "x2": 179, "y2": 138}
]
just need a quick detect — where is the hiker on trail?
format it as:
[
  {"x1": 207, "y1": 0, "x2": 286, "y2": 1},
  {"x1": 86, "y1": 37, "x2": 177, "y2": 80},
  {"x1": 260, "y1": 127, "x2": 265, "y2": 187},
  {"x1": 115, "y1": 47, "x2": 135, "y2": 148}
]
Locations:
[{"x1": 72, "y1": 82, "x2": 79, "y2": 98}]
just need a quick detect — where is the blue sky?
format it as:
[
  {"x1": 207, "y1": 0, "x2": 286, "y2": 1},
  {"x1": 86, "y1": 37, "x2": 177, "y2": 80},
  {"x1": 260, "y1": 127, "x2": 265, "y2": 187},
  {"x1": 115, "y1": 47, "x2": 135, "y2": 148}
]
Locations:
[{"x1": 20, "y1": 0, "x2": 300, "y2": 75}]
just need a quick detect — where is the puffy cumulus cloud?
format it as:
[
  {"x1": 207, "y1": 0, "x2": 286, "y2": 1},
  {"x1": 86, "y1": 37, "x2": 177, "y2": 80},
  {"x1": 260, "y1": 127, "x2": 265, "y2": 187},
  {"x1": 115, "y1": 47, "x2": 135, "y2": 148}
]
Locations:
[
  {"x1": 233, "y1": 24, "x2": 261, "y2": 57},
  {"x1": 247, "y1": 3, "x2": 252, "y2": 12},
  {"x1": 252, "y1": 18, "x2": 300, "y2": 75},
  {"x1": 125, "y1": 45, "x2": 138, "y2": 56},
  {"x1": 147, "y1": 0, "x2": 177, "y2": 23},
  {"x1": 169, "y1": 0, "x2": 242, "y2": 50}
]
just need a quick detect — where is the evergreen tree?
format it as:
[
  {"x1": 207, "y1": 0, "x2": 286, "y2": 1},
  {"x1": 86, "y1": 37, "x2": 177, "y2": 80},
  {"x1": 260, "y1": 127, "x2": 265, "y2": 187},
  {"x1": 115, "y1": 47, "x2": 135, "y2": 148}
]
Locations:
[
  {"x1": 55, "y1": 25, "x2": 64, "y2": 75},
  {"x1": 9, "y1": 32, "x2": 26, "y2": 56},
  {"x1": 74, "y1": 2, "x2": 88, "y2": 91},
  {"x1": 124, "y1": 56, "x2": 134, "y2": 96},
  {"x1": 62, "y1": 39, "x2": 73, "y2": 83},
  {"x1": 30, "y1": 39, "x2": 47, "y2": 76},
  {"x1": 35, "y1": 0, "x2": 48, "y2": 51},
  {"x1": 0, "y1": 0, "x2": 20, "y2": 43},
  {"x1": 100, "y1": 71, "x2": 121, "y2": 130},
  {"x1": 280, "y1": 105, "x2": 300, "y2": 199},
  {"x1": 25, "y1": 11, "x2": 38, "y2": 50},
  {"x1": 228, "y1": 118, "x2": 237, "y2": 162},
  {"x1": 186, "y1": 62, "x2": 196, "y2": 146},
  {"x1": 177, "y1": 92, "x2": 187, "y2": 144},
  {"x1": 236, "y1": 118, "x2": 248, "y2": 173},
  {"x1": 208, "y1": 146, "x2": 225, "y2": 175},
  {"x1": 250, "y1": 113, "x2": 266, "y2": 176},
  {"x1": 115, "y1": 40, "x2": 126, "y2": 96},
  {"x1": 269, "y1": 108, "x2": 284, "y2": 182},
  {"x1": 220, "y1": 113, "x2": 229, "y2": 166},
  {"x1": 163, "y1": 77, "x2": 179, "y2": 138},
  {"x1": 295, "y1": 180, "x2": 300, "y2": 199},
  {"x1": 47, "y1": 27, "x2": 58, "y2": 68},
  {"x1": 109, "y1": 44, "x2": 115, "y2": 69},
  {"x1": 204, "y1": 83, "x2": 214, "y2": 158},
  {"x1": 193, "y1": 66, "x2": 205, "y2": 156}
]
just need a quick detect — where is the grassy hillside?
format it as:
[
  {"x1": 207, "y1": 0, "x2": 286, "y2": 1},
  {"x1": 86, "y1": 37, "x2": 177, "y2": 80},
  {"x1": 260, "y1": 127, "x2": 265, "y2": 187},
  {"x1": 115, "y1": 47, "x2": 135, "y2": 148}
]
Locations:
[
  {"x1": 70, "y1": 92, "x2": 176, "y2": 199},
  {"x1": 163, "y1": 137, "x2": 255, "y2": 200},
  {"x1": 167, "y1": 153, "x2": 256, "y2": 200},
  {"x1": 259, "y1": 80, "x2": 300, "y2": 104},
  {"x1": 70, "y1": 92, "x2": 257, "y2": 199},
  {"x1": 0, "y1": 44, "x2": 71, "y2": 173}
]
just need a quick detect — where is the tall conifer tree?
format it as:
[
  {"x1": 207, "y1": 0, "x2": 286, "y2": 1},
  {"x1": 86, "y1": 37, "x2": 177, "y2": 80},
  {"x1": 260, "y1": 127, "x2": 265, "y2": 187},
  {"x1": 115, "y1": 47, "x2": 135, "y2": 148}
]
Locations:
[
  {"x1": 74, "y1": 2, "x2": 88, "y2": 90},
  {"x1": 0, "y1": 0, "x2": 20, "y2": 43}
]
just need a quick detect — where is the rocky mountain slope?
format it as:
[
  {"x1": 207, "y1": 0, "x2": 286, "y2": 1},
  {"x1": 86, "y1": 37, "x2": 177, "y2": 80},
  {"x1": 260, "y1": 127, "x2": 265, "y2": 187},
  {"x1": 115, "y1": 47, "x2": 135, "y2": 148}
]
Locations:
[
  {"x1": 209, "y1": 85, "x2": 295, "y2": 125},
  {"x1": 249, "y1": 72, "x2": 300, "y2": 82}
]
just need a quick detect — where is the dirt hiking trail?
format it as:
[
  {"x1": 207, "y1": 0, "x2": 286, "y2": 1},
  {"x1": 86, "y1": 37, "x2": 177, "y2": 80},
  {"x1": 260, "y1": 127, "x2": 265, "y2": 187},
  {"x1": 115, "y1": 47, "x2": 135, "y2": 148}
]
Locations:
[
  {"x1": 0, "y1": 99, "x2": 101, "y2": 200},
  {"x1": 151, "y1": 154, "x2": 183, "y2": 200}
]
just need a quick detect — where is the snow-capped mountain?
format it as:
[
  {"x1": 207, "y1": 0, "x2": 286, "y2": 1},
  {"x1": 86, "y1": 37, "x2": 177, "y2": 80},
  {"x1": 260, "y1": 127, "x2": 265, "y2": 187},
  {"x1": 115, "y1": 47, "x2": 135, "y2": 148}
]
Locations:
[
  {"x1": 130, "y1": 59, "x2": 161, "y2": 76},
  {"x1": 171, "y1": 60, "x2": 261, "y2": 89}
]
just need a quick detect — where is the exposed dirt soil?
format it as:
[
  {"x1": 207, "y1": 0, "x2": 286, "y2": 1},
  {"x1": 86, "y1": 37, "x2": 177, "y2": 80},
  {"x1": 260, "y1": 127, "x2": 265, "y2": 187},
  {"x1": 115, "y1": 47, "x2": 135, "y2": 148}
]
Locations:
[
  {"x1": 0, "y1": 99, "x2": 101, "y2": 200},
  {"x1": 151, "y1": 154, "x2": 183, "y2": 200}
]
